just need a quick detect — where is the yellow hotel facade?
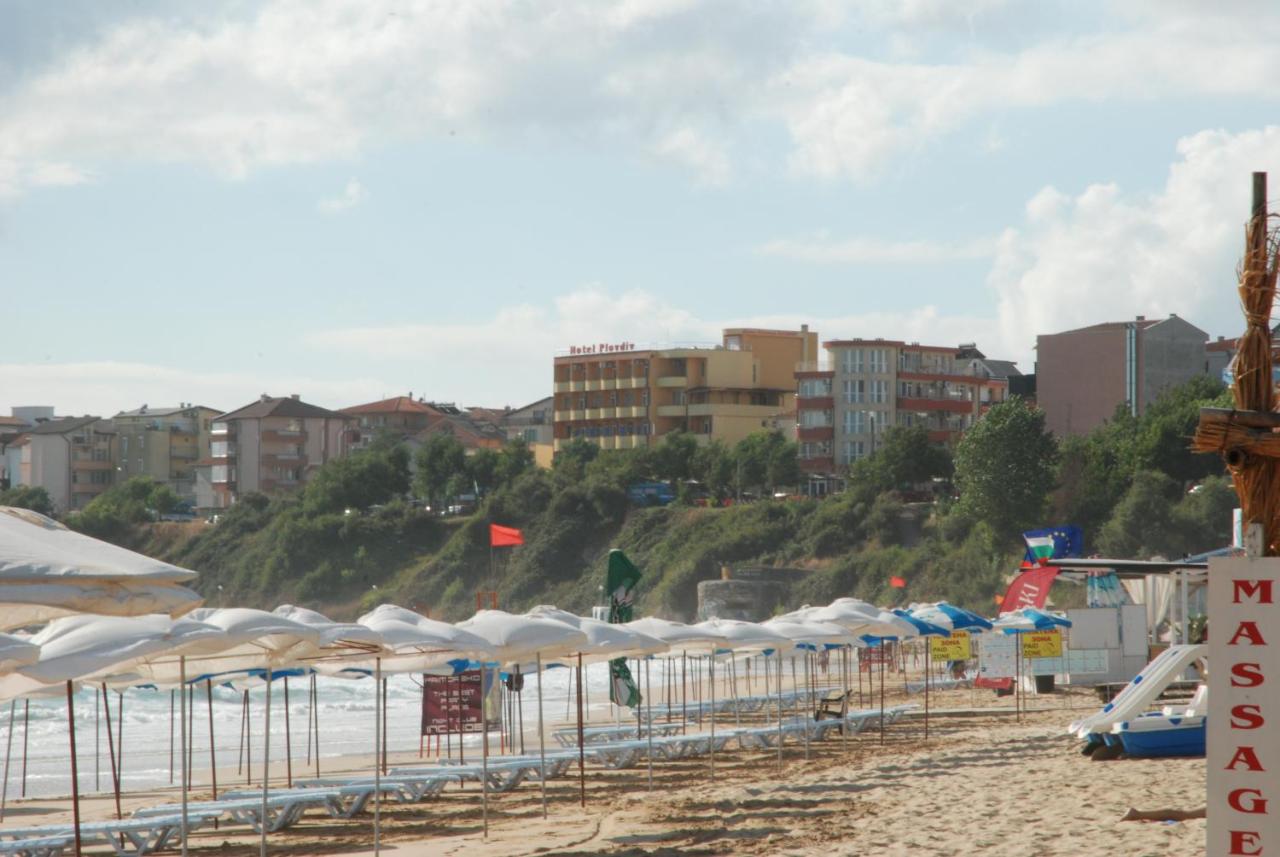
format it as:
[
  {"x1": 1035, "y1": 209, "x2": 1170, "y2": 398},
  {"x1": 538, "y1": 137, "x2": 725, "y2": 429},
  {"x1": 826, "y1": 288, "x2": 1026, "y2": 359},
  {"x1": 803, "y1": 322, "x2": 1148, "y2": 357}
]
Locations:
[{"x1": 552, "y1": 327, "x2": 818, "y2": 452}]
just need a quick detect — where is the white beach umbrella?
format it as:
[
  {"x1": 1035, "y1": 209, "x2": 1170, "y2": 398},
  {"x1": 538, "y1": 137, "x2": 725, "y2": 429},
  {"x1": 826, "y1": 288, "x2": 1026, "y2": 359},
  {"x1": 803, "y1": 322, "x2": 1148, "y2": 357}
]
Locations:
[
  {"x1": 0, "y1": 507, "x2": 202, "y2": 629},
  {"x1": 526, "y1": 607, "x2": 669, "y2": 664},
  {"x1": 625, "y1": 617, "x2": 728, "y2": 646},
  {"x1": 762, "y1": 619, "x2": 856, "y2": 650},
  {"x1": 806, "y1": 599, "x2": 920, "y2": 638},
  {"x1": 355, "y1": 604, "x2": 495, "y2": 671},
  {"x1": 0, "y1": 634, "x2": 38, "y2": 675},
  {"x1": 273, "y1": 604, "x2": 385, "y2": 652}
]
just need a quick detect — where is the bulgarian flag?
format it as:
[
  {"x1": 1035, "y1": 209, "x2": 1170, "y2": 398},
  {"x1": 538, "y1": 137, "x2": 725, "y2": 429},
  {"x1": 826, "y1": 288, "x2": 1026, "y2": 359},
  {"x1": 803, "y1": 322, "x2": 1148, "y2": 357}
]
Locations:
[
  {"x1": 605, "y1": 549, "x2": 642, "y2": 708},
  {"x1": 1024, "y1": 534, "x2": 1056, "y2": 565}
]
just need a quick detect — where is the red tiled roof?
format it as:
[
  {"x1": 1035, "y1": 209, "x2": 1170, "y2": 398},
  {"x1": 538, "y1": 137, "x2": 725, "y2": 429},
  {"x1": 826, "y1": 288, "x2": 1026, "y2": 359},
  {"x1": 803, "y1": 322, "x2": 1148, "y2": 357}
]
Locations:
[{"x1": 340, "y1": 396, "x2": 444, "y2": 416}]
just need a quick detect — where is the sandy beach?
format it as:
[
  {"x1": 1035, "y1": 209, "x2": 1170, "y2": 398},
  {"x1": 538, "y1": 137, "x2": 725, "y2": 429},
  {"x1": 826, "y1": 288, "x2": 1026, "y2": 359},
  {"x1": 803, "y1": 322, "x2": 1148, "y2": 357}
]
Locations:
[{"x1": 0, "y1": 682, "x2": 1207, "y2": 856}]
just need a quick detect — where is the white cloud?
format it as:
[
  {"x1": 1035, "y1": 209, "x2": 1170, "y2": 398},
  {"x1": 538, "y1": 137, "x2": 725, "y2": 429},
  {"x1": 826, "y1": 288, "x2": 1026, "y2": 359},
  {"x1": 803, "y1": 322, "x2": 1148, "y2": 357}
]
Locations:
[
  {"x1": 990, "y1": 126, "x2": 1280, "y2": 365},
  {"x1": 4, "y1": 2, "x2": 1280, "y2": 193},
  {"x1": 318, "y1": 178, "x2": 366, "y2": 214},
  {"x1": 757, "y1": 232, "x2": 994, "y2": 263},
  {"x1": 0, "y1": 361, "x2": 390, "y2": 418}
]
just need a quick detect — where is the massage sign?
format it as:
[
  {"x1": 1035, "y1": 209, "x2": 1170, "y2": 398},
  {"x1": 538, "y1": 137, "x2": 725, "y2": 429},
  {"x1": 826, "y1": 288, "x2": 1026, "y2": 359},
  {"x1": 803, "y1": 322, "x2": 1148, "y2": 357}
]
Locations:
[{"x1": 1209, "y1": 557, "x2": 1280, "y2": 854}]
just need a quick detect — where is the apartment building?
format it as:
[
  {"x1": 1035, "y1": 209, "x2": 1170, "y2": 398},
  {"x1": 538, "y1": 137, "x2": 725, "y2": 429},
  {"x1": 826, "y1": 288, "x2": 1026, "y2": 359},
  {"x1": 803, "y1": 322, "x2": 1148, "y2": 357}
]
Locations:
[
  {"x1": 112, "y1": 404, "x2": 221, "y2": 504},
  {"x1": 797, "y1": 339, "x2": 1014, "y2": 478},
  {"x1": 340, "y1": 395, "x2": 446, "y2": 451},
  {"x1": 1036, "y1": 314, "x2": 1209, "y2": 437},
  {"x1": 552, "y1": 327, "x2": 818, "y2": 452},
  {"x1": 25, "y1": 417, "x2": 117, "y2": 513},
  {"x1": 209, "y1": 394, "x2": 353, "y2": 506}
]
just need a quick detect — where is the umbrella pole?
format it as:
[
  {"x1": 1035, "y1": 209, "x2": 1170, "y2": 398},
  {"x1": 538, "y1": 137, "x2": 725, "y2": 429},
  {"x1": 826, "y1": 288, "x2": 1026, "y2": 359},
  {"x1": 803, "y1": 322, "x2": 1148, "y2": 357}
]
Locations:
[
  {"x1": 21, "y1": 699, "x2": 29, "y2": 798},
  {"x1": 117, "y1": 691, "x2": 125, "y2": 802},
  {"x1": 681, "y1": 651, "x2": 687, "y2": 735},
  {"x1": 644, "y1": 658, "x2": 653, "y2": 791},
  {"x1": 482, "y1": 666, "x2": 490, "y2": 839},
  {"x1": 517, "y1": 670, "x2": 525, "y2": 756},
  {"x1": 708, "y1": 650, "x2": 715, "y2": 779},
  {"x1": 95, "y1": 688, "x2": 100, "y2": 792},
  {"x1": 879, "y1": 643, "x2": 886, "y2": 746},
  {"x1": 374, "y1": 658, "x2": 382, "y2": 856},
  {"x1": 536, "y1": 652, "x2": 548, "y2": 820},
  {"x1": 169, "y1": 689, "x2": 175, "y2": 784},
  {"x1": 730, "y1": 658, "x2": 741, "y2": 732},
  {"x1": 245, "y1": 690, "x2": 252, "y2": 785},
  {"x1": 418, "y1": 676, "x2": 424, "y2": 759},
  {"x1": 857, "y1": 648, "x2": 863, "y2": 708},
  {"x1": 795, "y1": 657, "x2": 809, "y2": 762},
  {"x1": 924, "y1": 642, "x2": 930, "y2": 742},
  {"x1": 67, "y1": 681, "x2": 82, "y2": 857},
  {"x1": 179, "y1": 657, "x2": 188, "y2": 857},
  {"x1": 313, "y1": 677, "x2": 321, "y2": 779},
  {"x1": 206, "y1": 680, "x2": 218, "y2": 802},
  {"x1": 260, "y1": 668, "x2": 272, "y2": 857},
  {"x1": 576, "y1": 654, "x2": 586, "y2": 808},
  {"x1": 283, "y1": 676, "x2": 292, "y2": 788},
  {"x1": 841, "y1": 647, "x2": 849, "y2": 757},
  {"x1": 381, "y1": 677, "x2": 388, "y2": 774},
  {"x1": 101, "y1": 685, "x2": 121, "y2": 820},
  {"x1": 186, "y1": 685, "x2": 194, "y2": 790},
  {"x1": 1, "y1": 699, "x2": 15, "y2": 822},
  {"x1": 774, "y1": 654, "x2": 782, "y2": 774},
  {"x1": 308, "y1": 676, "x2": 316, "y2": 765}
]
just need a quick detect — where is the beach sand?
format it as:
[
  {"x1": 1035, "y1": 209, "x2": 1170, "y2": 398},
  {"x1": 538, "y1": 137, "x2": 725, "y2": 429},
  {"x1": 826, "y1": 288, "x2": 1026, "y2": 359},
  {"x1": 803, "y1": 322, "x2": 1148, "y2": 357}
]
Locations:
[{"x1": 1, "y1": 683, "x2": 1207, "y2": 856}]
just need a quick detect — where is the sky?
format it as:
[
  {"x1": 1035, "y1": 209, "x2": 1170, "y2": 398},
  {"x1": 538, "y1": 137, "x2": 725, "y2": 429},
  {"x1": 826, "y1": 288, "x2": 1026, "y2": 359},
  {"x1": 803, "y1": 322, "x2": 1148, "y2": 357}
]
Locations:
[{"x1": 5, "y1": 0, "x2": 1280, "y2": 417}]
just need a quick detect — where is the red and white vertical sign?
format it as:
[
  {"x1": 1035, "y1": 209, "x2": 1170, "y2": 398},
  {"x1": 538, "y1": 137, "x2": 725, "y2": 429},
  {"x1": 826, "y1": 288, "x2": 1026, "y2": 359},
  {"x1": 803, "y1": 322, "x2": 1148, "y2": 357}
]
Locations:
[{"x1": 1209, "y1": 556, "x2": 1280, "y2": 855}]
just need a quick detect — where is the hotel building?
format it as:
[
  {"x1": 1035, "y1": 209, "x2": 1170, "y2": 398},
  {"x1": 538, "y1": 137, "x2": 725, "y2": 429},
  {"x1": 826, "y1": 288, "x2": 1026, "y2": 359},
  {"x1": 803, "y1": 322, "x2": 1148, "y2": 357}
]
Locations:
[
  {"x1": 25, "y1": 416, "x2": 118, "y2": 513},
  {"x1": 552, "y1": 327, "x2": 818, "y2": 452},
  {"x1": 797, "y1": 339, "x2": 1016, "y2": 479}
]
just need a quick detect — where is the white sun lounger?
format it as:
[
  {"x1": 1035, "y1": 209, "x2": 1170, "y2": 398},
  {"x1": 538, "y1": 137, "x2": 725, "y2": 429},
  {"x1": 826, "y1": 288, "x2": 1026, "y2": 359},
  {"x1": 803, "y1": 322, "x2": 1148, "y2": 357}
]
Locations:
[
  {"x1": 295, "y1": 774, "x2": 451, "y2": 802},
  {"x1": 389, "y1": 760, "x2": 532, "y2": 793},
  {"x1": 551, "y1": 722, "x2": 683, "y2": 747},
  {"x1": 135, "y1": 791, "x2": 341, "y2": 833},
  {"x1": 1, "y1": 812, "x2": 220, "y2": 856},
  {"x1": 0, "y1": 836, "x2": 75, "y2": 857}
]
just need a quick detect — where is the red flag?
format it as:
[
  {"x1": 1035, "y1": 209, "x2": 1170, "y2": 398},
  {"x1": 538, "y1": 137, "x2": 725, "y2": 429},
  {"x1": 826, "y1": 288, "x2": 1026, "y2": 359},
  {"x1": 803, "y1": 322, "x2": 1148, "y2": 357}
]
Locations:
[
  {"x1": 998, "y1": 565, "x2": 1059, "y2": 614},
  {"x1": 489, "y1": 524, "x2": 524, "y2": 547},
  {"x1": 994, "y1": 594, "x2": 1005, "y2": 606},
  {"x1": 889, "y1": 576, "x2": 907, "y2": 588}
]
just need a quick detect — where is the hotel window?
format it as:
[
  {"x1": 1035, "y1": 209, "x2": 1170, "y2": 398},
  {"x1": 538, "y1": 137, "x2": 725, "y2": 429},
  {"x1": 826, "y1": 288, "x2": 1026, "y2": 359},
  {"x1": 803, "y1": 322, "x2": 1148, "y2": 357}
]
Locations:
[
  {"x1": 841, "y1": 349, "x2": 864, "y2": 374},
  {"x1": 640, "y1": 389, "x2": 649, "y2": 406},
  {"x1": 869, "y1": 349, "x2": 888, "y2": 373},
  {"x1": 798, "y1": 378, "x2": 831, "y2": 398},
  {"x1": 869, "y1": 380, "x2": 888, "y2": 403},
  {"x1": 800, "y1": 409, "x2": 832, "y2": 428},
  {"x1": 844, "y1": 410, "x2": 865, "y2": 434},
  {"x1": 843, "y1": 440, "x2": 867, "y2": 463},
  {"x1": 843, "y1": 380, "x2": 864, "y2": 403},
  {"x1": 576, "y1": 395, "x2": 587, "y2": 409}
]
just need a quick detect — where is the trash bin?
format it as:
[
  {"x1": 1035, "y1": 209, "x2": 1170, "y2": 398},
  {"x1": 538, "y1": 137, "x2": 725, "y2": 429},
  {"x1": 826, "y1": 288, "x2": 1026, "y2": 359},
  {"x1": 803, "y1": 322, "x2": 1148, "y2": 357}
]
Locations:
[{"x1": 1034, "y1": 674, "x2": 1055, "y2": 693}]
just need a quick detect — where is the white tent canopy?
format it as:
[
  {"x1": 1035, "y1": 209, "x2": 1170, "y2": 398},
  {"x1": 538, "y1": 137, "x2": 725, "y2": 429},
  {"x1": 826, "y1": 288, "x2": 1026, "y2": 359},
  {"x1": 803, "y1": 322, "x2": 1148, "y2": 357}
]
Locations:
[{"x1": 0, "y1": 507, "x2": 202, "y2": 629}]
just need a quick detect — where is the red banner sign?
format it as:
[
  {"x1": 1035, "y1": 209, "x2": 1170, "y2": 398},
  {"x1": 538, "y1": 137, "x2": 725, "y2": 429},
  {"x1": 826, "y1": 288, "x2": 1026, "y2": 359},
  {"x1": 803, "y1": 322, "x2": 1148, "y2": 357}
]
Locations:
[
  {"x1": 998, "y1": 565, "x2": 1060, "y2": 615},
  {"x1": 421, "y1": 671, "x2": 496, "y2": 736}
]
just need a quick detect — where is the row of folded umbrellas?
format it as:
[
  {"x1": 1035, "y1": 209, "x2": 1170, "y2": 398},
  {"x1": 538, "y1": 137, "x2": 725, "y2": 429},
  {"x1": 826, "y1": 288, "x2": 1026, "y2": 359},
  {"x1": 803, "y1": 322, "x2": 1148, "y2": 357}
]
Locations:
[{"x1": 0, "y1": 599, "x2": 1070, "y2": 701}]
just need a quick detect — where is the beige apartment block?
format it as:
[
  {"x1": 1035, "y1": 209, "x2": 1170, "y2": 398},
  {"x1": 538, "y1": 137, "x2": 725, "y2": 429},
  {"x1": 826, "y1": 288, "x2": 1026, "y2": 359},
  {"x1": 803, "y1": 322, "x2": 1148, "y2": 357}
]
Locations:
[
  {"x1": 113, "y1": 404, "x2": 221, "y2": 504},
  {"x1": 552, "y1": 327, "x2": 817, "y2": 452},
  {"x1": 797, "y1": 339, "x2": 1015, "y2": 479},
  {"x1": 26, "y1": 416, "x2": 117, "y2": 513},
  {"x1": 209, "y1": 395, "x2": 353, "y2": 506}
]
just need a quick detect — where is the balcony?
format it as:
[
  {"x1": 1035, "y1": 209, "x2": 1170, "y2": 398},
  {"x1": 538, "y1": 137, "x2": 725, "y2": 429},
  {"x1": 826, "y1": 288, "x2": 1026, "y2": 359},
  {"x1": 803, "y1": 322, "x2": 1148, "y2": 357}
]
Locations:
[
  {"x1": 553, "y1": 381, "x2": 572, "y2": 394},
  {"x1": 598, "y1": 436, "x2": 617, "y2": 450},
  {"x1": 262, "y1": 429, "x2": 306, "y2": 443},
  {"x1": 71, "y1": 459, "x2": 113, "y2": 471},
  {"x1": 570, "y1": 379, "x2": 587, "y2": 392},
  {"x1": 656, "y1": 375, "x2": 687, "y2": 388},
  {"x1": 799, "y1": 457, "x2": 836, "y2": 473},
  {"x1": 796, "y1": 396, "x2": 835, "y2": 411},
  {"x1": 585, "y1": 408, "x2": 603, "y2": 420},
  {"x1": 569, "y1": 409, "x2": 586, "y2": 421},
  {"x1": 655, "y1": 404, "x2": 686, "y2": 417},
  {"x1": 621, "y1": 376, "x2": 647, "y2": 388},
  {"x1": 553, "y1": 410, "x2": 573, "y2": 422},
  {"x1": 797, "y1": 426, "x2": 834, "y2": 441},
  {"x1": 620, "y1": 405, "x2": 647, "y2": 418},
  {"x1": 897, "y1": 397, "x2": 974, "y2": 415},
  {"x1": 586, "y1": 378, "x2": 603, "y2": 391}
]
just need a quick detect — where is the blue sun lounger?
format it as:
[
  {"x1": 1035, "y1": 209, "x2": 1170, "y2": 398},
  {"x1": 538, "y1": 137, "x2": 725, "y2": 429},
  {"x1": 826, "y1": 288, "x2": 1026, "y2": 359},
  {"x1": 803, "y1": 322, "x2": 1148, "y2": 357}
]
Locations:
[{"x1": 0, "y1": 812, "x2": 221, "y2": 856}]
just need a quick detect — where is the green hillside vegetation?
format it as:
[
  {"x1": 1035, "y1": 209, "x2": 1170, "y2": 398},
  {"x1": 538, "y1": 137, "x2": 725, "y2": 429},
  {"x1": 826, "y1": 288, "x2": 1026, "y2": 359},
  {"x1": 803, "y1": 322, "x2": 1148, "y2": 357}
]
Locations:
[{"x1": 22, "y1": 376, "x2": 1237, "y2": 621}]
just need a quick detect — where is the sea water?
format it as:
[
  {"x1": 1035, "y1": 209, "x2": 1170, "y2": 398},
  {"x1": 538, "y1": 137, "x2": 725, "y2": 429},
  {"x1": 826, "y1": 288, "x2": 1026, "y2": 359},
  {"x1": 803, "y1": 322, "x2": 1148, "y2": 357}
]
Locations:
[{"x1": 0, "y1": 656, "x2": 739, "y2": 799}]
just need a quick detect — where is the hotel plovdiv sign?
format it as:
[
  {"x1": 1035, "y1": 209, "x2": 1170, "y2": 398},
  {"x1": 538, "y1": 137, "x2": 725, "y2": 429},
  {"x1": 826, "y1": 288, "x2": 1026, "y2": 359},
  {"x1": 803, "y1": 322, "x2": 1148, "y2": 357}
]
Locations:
[
  {"x1": 567, "y1": 342, "x2": 636, "y2": 356},
  {"x1": 1209, "y1": 556, "x2": 1280, "y2": 854}
]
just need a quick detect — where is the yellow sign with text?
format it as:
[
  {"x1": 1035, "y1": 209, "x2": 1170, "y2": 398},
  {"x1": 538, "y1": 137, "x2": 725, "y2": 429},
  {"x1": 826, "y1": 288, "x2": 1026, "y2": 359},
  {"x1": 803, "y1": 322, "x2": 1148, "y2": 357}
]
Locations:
[
  {"x1": 1020, "y1": 630, "x2": 1063, "y2": 659},
  {"x1": 930, "y1": 630, "x2": 971, "y2": 661}
]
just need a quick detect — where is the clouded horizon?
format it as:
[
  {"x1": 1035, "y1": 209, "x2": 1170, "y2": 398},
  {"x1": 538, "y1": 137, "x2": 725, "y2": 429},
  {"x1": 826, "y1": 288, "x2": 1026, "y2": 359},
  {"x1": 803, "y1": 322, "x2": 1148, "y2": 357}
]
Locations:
[{"x1": 4, "y1": 1, "x2": 1279, "y2": 417}]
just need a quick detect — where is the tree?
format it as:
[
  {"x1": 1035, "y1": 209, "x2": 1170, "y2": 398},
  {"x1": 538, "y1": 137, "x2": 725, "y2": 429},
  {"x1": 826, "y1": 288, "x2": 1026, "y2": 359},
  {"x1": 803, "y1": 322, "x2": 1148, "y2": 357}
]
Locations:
[
  {"x1": 952, "y1": 398, "x2": 1059, "y2": 543},
  {"x1": 495, "y1": 439, "x2": 536, "y2": 485},
  {"x1": 732, "y1": 430, "x2": 800, "y2": 495},
  {"x1": 0, "y1": 485, "x2": 54, "y2": 516},
  {"x1": 651, "y1": 431, "x2": 699, "y2": 482},
  {"x1": 1128, "y1": 375, "x2": 1231, "y2": 485},
  {"x1": 692, "y1": 439, "x2": 734, "y2": 499},
  {"x1": 848, "y1": 426, "x2": 952, "y2": 494},
  {"x1": 304, "y1": 443, "x2": 411, "y2": 514},
  {"x1": 413, "y1": 433, "x2": 467, "y2": 510},
  {"x1": 466, "y1": 448, "x2": 501, "y2": 496},
  {"x1": 1096, "y1": 470, "x2": 1181, "y2": 558}
]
